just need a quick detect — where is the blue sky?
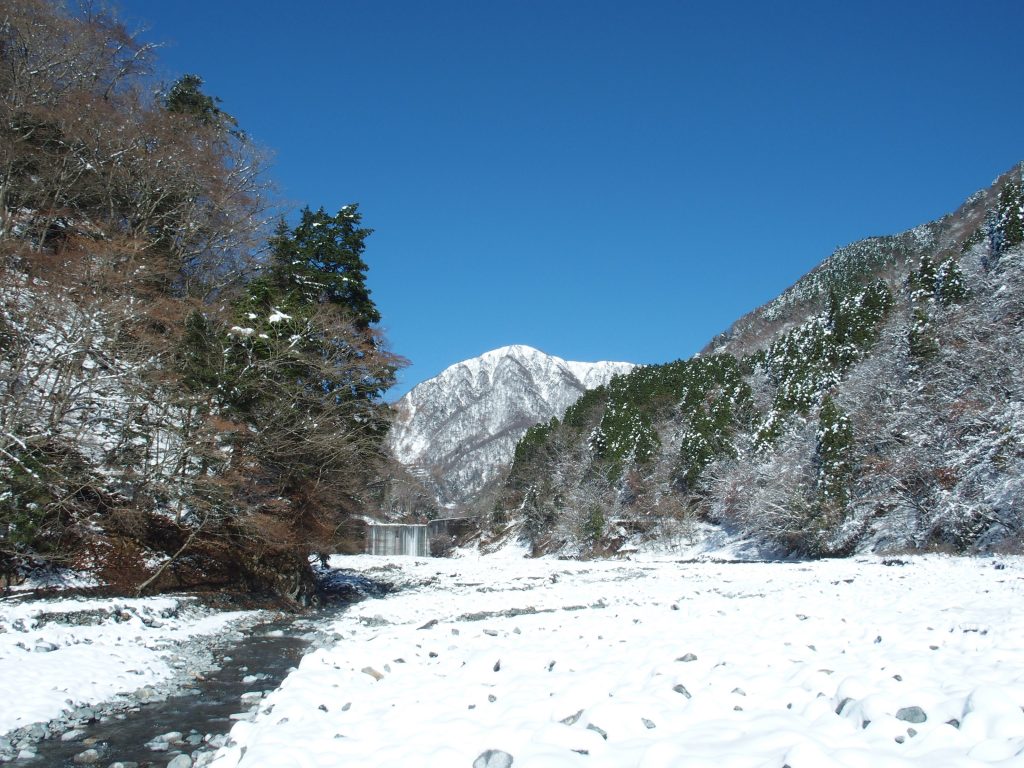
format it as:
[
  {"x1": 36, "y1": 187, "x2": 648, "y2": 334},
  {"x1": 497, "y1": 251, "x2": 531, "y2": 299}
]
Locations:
[{"x1": 120, "y1": 1, "x2": 1024, "y2": 397}]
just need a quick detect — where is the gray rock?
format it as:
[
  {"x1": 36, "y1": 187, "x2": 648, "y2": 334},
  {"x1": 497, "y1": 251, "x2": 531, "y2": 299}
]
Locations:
[
  {"x1": 676, "y1": 653, "x2": 698, "y2": 662},
  {"x1": 641, "y1": 718, "x2": 656, "y2": 729},
  {"x1": 72, "y1": 748, "x2": 101, "y2": 764},
  {"x1": 108, "y1": 763, "x2": 140, "y2": 768},
  {"x1": 586, "y1": 723, "x2": 608, "y2": 740},
  {"x1": 157, "y1": 731, "x2": 183, "y2": 744},
  {"x1": 33, "y1": 642, "x2": 59, "y2": 653},
  {"x1": 61, "y1": 729, "x2": 87, "y2": 742},
  {"x1": 895, "y1": 706, "x2": 927, "y2": 723},
  {"x1": 167, "y1": 755, "x2": 193, "y2": 768},
  {"x1": 473, "y1": 749, "x2": 514, "y2": 768},
  {"x1": 75, "y1": 707, "x2": 97, "y2": 722},
  {"x1": 673, "y1": 684, "x2": 692, "y2": 699},
  {"x1": 559, "y1": 709, "x2": 583, "y2": 726}
]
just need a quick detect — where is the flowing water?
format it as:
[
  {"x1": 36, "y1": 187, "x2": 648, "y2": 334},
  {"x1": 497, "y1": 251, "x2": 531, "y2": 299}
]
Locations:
[{"x1": 27, "y1": 572, "x2": 391, "y2": 767}]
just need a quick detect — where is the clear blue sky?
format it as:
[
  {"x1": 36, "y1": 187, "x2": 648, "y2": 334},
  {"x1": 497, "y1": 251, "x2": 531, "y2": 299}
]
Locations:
[{"x1": 119, "y1": 0, "x2": 1024, "y2": 398}]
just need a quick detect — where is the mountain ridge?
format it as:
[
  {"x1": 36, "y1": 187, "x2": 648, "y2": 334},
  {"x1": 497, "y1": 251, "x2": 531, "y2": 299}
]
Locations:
[{"x1": 388, "y1": 345, "x2": 635, "y2": 507}]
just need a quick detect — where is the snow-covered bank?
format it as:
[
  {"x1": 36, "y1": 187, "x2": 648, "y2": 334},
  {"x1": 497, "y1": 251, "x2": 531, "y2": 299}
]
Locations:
[
  {"x1": 0, "y1": 594, "x2": 259, "y2": 742},
  {"x1": 212, "y1": 553, "x2": 1024, "y2": 768}
]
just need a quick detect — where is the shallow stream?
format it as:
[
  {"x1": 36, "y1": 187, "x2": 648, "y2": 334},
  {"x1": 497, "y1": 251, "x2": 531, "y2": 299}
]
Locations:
[{"x1": 26, "y1": 570, "x2": 390, "y2": 767}]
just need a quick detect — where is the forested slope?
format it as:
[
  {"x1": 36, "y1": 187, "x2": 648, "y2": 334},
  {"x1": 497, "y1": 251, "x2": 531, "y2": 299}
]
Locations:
[
  {"x1": 0, "y1": 1, "x2": 401, "y2": 600},
  {"x1": 499, "y1": 165, "x2": 1024, "y2": 557}
]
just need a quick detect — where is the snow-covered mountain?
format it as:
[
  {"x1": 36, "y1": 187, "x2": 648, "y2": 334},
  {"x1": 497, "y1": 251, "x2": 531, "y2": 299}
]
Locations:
[{"x1": 388, "y1": 345, "x2": 635, "y2": 506}]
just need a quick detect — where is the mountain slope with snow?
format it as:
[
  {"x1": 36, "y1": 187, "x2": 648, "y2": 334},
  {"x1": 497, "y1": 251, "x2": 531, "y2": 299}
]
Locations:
[{"x1": 388, "y1": 345, "x2": 634, "y2": 506}]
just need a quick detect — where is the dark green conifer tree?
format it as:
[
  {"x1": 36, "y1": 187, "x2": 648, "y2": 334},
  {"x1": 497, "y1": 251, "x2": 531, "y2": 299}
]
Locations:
[{"x1": 269, "y1": 205, "x2": 380, "y2": 329}]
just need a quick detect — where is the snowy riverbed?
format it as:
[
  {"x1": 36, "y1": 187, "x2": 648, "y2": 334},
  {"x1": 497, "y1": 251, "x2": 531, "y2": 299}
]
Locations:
[
  {"x1": 0, "y1": 592, "x2": 257, "y2": 744},
  {"x1": 210, "y1": 551, "x2": 1024, "y2": 768}
]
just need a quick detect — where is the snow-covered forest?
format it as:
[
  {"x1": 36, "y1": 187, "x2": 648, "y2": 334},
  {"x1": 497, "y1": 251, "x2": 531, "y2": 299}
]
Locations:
[
  {"x1": 499, "y1": 168, "x2": 1024, "y2": 558},
  {"x1": 0, "y1": 0, "x2": 403, "y2": 600}
]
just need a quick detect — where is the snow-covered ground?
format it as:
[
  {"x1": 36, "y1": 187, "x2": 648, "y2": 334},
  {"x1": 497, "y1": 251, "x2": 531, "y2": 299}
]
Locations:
[
  {"x1": 0, "y1": 593, "x2": 256, "y2": 737},
  {"x1": 212, "y1": 551, "x2": 1024, "y2": 768}
]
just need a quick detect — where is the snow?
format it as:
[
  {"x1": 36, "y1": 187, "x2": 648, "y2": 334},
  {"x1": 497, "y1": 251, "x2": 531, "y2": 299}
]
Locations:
[
  {"x1": 267, "y1": 309, "x2": 291, "y2": 324},
  {"x1": 0, "y1": 595, "x2": 255, "y2": 735},
  {"x1": 387, "y1": 345, "x2": 635, "y2": 505},
  {"x1": 211, "y1": 553, "x2": 1024, "y2": 767}
]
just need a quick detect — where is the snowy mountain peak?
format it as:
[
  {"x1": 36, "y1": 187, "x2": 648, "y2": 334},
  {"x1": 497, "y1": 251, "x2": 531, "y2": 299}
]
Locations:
[{"x1": 389, "y1": 346, "x2": 635, "y2": 506}]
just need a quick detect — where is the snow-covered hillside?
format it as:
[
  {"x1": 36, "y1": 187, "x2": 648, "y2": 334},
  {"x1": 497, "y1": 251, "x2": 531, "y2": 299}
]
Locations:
[{"x1": 388, "y1": 345, "x2": 634, "y2": 506}]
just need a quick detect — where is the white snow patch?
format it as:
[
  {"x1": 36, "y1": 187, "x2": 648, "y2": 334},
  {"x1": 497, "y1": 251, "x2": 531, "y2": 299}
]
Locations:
[{"x1": 211, "y1": 554, "x2": 1024, "y2": 768}]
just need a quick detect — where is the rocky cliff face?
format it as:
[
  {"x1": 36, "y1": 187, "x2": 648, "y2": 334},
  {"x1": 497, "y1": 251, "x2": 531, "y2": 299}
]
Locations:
[{"x1": 388, "y1": 345, "x2": 635, "y2": 506}]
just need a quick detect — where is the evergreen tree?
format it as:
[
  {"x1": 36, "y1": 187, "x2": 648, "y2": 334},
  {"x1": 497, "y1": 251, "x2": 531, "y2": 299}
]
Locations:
[
  {"x1": 815, "y1": 395, "x2": 854, "y2": 508},
  {"x1": 998, "y1": 177, "x2": 1023, "y2": 250},
  {"x1": 164, "y1": 74, "x2": 239, "y2": 132},
  {"x1": 269, "y1": 206, "x2": 380, "y2": 329},
  {"x1": 935, "y1": 259, "x2": 969, "y2": 306}
]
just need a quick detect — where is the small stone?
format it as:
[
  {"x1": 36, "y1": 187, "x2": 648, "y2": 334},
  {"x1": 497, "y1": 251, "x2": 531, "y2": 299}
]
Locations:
[
  {"x1": 75, "y1": 707, "x2": 97, "y2": 723},
  {"x1": 874, "y1": 636, "x2": 882, "y2": 644},
  {"x1": 318, "y1": 704, "x2": 328, "y2": 712},
  {"x1": 33, "y1": 642, "x2": 59, "y2": 653},
  {"x1": 483, "y1": 629, "x2": 498, "y2": 637},
  {"x1": 341, "y1": 702, "x2": 352, "y2": 712},
  {"x1": 946, "y1": 718, "x2": 961, "y2": 729},
  {"x1": 676, "y1": 653, "x2": 698, "y2": 662},
  {"x1": 907, "y1": 727, "x2": 918, "y2": 737},
  {"x1": 488, "y1": 695, "x2": 496, "y2": 703},
  {"x1": 560, "y1": 709, "x2": 584, "y2": 725},
  {"x1": 641, "y1": 718, "x2": 656, "y2": 729},
  {"x1": 894, "y1": 735, "x2": 905, "y2": 744},
  {"x1": 108, "y1": 762, "x2": 140, "y2": 768},
  {"x1": 167, "y1": 755, "x2": 193, "y2": 768},
  {"x1": 586, "y1": 723, "x2": 608, "y2": 740},
  {"x1": 493, "y1": 660, "x2": 501, "y2": 672},
  {"x1": 473, "y1": 749, "x2": 514, "y2": 768},
  {"x1": 17, "y1": 749, "x2": 37, "y2": 761},
  {"x1": 61, "y1": 729, "x2": 87, "y2": 742},
  {"x1": 672, "y1": 684, "x2": 692, "y2": 699},
  {"x1": 895, "y1": 706, "x2": 927, "y2": 724},
  {"x1": 731, "y1": 687, "x2": 746, "y2": 696},
  {"x1": 145, "y1": 739, "x2": 169, "y2": 752},
  {"x1": 72, "y1": 748, "x2": 100, "y2": 764},
  {"x1": 157, "y1": 732, "x2": 183, "y2": 744},
  {"x1": 835, "y1": 697, "x2": 853, "y2": 715},
  {"x1": 361, "y1": 667, "x2": 383, "y2": 681},
  {"x1": 417, "y1": 619, "x2": 439, "y2": 630}
]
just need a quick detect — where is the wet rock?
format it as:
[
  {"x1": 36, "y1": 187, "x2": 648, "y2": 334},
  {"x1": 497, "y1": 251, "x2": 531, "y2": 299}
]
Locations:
[
  {"x1": 473, "y1": 749, "x2": 514, "y2": 768},
  {"x1": 75, "y1": 707, "x2": 97, "y2": 723},
  {"x1": 107, "y1": 762, "x2": 140, "y2": 768},
  {"x1": 61, "y1": 729, "x2": 87, "y2": 742},
  {"x1": 167, "y1": 755, "x2": 193, "y2": 768},
  {"x1": 72, "y1": 748, "x2": 101, "y2": 764},
  {"x1": 895, "y1": 706, "x2": 927, "y2": 723}
]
